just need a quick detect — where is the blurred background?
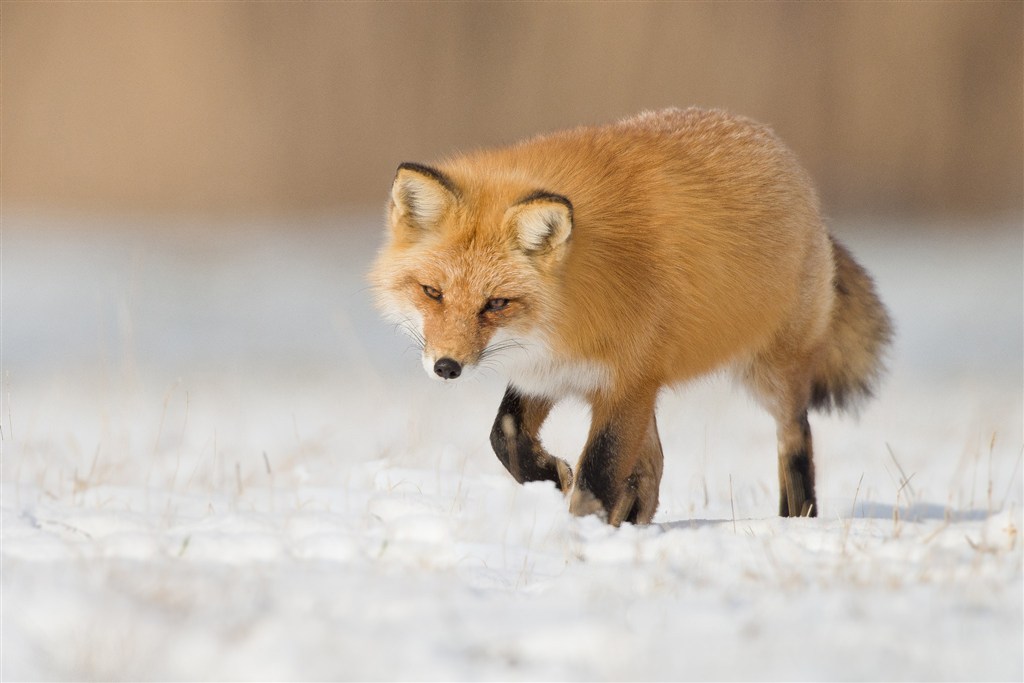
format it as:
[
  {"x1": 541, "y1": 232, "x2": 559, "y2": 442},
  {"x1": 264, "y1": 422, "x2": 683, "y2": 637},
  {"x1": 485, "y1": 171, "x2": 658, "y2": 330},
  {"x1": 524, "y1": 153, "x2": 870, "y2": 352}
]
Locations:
[{"x1": 4, "y1": 1, "x2": 1022, "y2": 217}]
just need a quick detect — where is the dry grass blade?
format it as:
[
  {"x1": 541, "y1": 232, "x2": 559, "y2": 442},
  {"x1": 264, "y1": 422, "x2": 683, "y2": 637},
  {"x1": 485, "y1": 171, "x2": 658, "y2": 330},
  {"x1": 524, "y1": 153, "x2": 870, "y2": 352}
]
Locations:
[
  {"x1": 887, "y1": 443, "x2": 915, "y2": 499},
  {"x1": 729, "y1": 474, "x2": 737, "y2": 534}
]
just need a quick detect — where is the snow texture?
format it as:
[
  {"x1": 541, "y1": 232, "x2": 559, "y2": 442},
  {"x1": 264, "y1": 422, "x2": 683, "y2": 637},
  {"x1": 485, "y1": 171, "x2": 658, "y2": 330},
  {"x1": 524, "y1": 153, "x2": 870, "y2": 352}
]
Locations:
[{"x1": 3, "y1": 213, "x2": 1022, "y2": 681}]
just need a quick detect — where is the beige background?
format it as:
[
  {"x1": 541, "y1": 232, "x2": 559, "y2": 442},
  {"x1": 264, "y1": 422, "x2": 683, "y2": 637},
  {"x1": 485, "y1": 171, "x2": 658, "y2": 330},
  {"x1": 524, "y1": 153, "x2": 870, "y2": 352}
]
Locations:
[{"x1": 3, "y1": 2, "x2": 1021, "y2": 218}]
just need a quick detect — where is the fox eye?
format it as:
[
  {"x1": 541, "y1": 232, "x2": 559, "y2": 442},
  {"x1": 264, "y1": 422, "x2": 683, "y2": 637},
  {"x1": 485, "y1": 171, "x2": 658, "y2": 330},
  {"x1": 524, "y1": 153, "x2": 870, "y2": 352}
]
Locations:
[
  {"x1": 422, "y1": 285, "x2": 443, "y2": 302},
  {"x1": 483, "y1": 297, "x2": 511, "y2": 313}
]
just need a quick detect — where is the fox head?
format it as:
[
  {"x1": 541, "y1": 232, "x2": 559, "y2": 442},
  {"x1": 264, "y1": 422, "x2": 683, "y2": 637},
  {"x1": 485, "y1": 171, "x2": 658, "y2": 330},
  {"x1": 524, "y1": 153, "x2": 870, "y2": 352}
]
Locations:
[{"x1": 369, "y1": 162, "x2": 573, "y2": 382}]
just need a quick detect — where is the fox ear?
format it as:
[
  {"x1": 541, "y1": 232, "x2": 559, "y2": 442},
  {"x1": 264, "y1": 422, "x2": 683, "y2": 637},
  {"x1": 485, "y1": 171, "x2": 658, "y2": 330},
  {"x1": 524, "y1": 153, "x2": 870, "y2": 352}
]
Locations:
[
  {"x1": 390, "y1": 163, "x2": 457, "y2": 233},
  {"x1": 507, "y1": 192, "x2": 573, "y2": 255}
]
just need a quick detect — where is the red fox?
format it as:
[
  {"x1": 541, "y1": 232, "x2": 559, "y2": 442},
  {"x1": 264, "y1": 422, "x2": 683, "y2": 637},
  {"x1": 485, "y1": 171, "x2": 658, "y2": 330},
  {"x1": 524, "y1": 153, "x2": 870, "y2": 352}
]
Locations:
[{"x1": 370, "y1": 107, "x2": 892, "y2": 525}]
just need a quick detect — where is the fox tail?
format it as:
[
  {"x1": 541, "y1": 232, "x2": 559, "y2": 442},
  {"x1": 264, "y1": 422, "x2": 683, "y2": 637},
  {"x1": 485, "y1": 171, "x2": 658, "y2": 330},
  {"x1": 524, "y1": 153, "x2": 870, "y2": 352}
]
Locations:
[{"x1": 810, "y1": 237, "x2": 894, "y2": 413}]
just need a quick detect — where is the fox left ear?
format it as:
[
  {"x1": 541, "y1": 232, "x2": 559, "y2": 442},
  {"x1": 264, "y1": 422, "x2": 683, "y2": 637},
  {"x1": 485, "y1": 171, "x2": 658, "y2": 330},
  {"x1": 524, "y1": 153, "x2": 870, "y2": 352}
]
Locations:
[
  {"x1": 390, "y1": 162, "x2": 458, "y2": 235},
  {"x1": 507, "y1": 191, "x2": 573, "y2": 255}
]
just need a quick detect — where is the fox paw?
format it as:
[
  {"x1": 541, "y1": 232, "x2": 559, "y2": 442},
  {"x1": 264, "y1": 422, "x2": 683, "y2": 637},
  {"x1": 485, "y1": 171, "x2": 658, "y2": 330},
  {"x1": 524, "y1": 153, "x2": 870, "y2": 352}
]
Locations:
[
  {"x1": 569, "y1": 478, "x2": 654, "y2": 526},
  {"x1": 569, "y1": 488, "x2": 608, "y2": 522},
  {"x1": 552, "y1": 457, "x2": 573, "y2": 493}
]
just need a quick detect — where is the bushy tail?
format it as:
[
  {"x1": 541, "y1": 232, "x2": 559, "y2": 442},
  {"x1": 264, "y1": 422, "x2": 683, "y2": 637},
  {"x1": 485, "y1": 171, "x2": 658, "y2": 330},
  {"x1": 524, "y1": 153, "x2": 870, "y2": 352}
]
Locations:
[{"x1": 810, "y1": 237, "x2": 894, "y2": 413}]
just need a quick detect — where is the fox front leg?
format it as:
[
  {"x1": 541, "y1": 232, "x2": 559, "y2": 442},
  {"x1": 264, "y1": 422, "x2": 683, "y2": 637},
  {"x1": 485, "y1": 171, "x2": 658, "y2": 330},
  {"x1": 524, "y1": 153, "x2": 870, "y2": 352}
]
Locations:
[
  {"x1": 570, "y1": 390, "x2": 664, "y2": 526},
  {"x1": 489, "y1": 385, "x2": 573, "y2": 492}
]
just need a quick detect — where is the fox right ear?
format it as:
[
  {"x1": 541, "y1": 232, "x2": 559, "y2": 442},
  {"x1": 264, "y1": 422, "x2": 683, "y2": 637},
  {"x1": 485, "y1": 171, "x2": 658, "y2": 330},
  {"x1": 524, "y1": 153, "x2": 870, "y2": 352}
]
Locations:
[
  {"x1": 506, "y1": 191, "x2": 573, "y2": 256},
  {"x1": 390, "y1": 163, "x2": 457, "y2": 234}
]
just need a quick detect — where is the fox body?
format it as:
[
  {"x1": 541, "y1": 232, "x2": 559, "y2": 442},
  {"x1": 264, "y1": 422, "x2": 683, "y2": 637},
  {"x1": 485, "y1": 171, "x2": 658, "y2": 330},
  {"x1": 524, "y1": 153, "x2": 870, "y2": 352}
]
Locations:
[{"x1": 370, "y1": 107, "x2": 892, "y2": 524}]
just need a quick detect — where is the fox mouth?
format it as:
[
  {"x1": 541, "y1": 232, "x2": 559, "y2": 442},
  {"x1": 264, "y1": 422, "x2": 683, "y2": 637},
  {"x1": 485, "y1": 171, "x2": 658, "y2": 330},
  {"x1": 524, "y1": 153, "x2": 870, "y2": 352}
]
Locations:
[
  {"x1": 393, "y1": 312, "x2": 530, "y2": 383},
  {"x1": 419, "y1": 337, "x2": 530, "y2": 383}
]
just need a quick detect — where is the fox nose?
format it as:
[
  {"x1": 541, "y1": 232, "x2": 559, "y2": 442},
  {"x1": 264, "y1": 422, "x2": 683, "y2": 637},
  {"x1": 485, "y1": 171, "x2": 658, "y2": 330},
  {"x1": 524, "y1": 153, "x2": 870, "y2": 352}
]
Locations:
[{"x1": 433, "y1": 357, "x2": 462, "y2": 380}]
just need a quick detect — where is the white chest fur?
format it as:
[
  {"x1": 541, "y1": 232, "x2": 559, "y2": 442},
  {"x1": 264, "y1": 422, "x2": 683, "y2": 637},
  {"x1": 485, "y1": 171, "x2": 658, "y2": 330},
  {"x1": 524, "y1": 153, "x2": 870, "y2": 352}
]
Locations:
[{"x1": 489, "y1": 330, "x2": 612, "y2": 400}]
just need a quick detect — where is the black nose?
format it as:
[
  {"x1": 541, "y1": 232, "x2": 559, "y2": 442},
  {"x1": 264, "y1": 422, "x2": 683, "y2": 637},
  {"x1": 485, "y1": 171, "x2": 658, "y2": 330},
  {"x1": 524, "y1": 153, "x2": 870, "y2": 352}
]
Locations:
[{"x1": 433, "y1": 357, "x2": 462, "y2": 380}]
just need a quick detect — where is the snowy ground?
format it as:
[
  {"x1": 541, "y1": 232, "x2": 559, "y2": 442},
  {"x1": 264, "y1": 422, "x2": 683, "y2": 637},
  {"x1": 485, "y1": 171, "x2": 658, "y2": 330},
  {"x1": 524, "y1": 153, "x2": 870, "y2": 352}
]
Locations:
[{"x1": 3, "y1": 212, "x2": 1022, "y2": 681}]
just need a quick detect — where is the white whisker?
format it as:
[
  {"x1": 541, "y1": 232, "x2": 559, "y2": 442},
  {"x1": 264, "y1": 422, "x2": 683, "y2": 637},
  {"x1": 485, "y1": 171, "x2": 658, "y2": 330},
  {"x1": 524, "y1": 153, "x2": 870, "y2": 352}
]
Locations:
[{"x1": 390, "y1": 316, "x2": 426, "y2": 352}]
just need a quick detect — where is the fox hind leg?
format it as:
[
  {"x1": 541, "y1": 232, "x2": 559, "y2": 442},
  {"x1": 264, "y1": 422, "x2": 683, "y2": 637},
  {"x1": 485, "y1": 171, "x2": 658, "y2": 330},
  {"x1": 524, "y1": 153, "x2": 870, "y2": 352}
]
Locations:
[
  {"x1": 778, "y1": 411, "x2": 816, "y2": 517},
  {"x1": 743, "y1": 351, "x2": 820, "y2": 518},
  {"x1": 490, "y1": 385, "x2": 573, "y2": 492}
]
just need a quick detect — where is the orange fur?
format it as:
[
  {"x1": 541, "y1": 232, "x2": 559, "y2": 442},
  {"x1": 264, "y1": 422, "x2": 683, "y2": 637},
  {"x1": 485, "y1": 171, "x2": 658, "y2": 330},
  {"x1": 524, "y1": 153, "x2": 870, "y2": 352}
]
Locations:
[{"x1": 369, "y1": 107, "x2": 892, "y2": 524}]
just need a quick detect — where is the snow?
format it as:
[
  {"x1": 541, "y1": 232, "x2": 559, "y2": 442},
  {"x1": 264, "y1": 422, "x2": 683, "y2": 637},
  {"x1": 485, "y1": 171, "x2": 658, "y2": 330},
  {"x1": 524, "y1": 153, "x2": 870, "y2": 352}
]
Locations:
[{"x1": 3, "y1": 212, "x2": 1022, "y2": 681}]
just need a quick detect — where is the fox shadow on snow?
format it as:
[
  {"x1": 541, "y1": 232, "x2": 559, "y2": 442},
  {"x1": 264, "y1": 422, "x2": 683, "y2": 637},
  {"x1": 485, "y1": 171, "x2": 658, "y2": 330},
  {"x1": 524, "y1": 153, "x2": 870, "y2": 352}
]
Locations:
[{"x1": 658, "y1": 501, "x2": 993, "y2": 531}]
